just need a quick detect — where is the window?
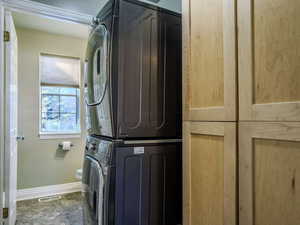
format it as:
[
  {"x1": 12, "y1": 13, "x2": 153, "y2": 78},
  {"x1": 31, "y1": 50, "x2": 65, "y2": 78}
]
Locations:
[{"x1": 40, "y1": 54, "x2": 81, "y2": 135}]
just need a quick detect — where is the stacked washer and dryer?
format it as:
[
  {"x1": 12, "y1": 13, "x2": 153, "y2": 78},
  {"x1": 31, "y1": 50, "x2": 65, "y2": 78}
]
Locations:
[{"x1": 82, "y1": 0, "x2": 182, "y2": 225}]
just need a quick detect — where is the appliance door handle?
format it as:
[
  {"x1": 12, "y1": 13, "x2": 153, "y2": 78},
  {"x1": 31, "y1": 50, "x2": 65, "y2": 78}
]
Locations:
[
  {"x1": 97, "y1": 48, "x2": 101, "y2": 75},
  {"x1": 84, "y1": 55, "x2": 107, "y2": 107},
  {"x1": 84, "y1": 60, "x2": 88, "y2": 83},
  {"x1": 83, "y1": 60, "x2": 90, "y2": 106}
]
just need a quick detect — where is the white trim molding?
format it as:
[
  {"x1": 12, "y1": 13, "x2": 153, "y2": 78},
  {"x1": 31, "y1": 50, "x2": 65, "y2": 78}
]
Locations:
[
  {"x1": 0, "y1": 0, "x2": 93, "y2": 25},
  {"x1": 0, "y1": 5, "x2": 5, "y2": 223},
  {"x1": 39, "y1": 133, "x2": 81, "y2": 140},
  {"x1": 17, "y1": 182, "x2": 83, "y2": 201}
]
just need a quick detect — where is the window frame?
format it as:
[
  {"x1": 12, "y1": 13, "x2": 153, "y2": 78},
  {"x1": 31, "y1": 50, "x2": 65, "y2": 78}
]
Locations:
[{"x1": 38, "y1": 53, "x2": 82, "y2": 139}]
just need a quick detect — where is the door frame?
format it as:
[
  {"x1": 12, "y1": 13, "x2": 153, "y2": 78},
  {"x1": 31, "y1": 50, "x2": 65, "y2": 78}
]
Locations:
[
  {"x1": 0, "y1": 0, "x2": 93, "y2": 222},
  {"x1": 4, "y1": 10, "x2": 19, "y2": 225},
  {"x1": 0, "y1": 4, "x2": 5, "y2": 224}
]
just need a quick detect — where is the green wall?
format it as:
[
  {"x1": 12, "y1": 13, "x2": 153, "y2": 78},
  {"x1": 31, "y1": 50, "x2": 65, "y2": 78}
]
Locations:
[{"x1": 16, "y1": 27, "x2": 87, "y2": 189}]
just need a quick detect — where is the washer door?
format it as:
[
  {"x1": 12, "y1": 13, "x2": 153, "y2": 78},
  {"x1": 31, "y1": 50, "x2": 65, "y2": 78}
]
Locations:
[
  {"x1": 83, "y1": 156, "x2": 105, "y2": 225},
  {"x1": 85, "y1": 24, "x2": 108, "y2": 106}
]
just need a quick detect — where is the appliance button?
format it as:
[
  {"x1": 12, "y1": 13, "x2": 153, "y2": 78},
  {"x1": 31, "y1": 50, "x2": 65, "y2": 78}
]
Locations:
[{"x1": 90, "y1": 143, "x2": 97, "y2": 152}]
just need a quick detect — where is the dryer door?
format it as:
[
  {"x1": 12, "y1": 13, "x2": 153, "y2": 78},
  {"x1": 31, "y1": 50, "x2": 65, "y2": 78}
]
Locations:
[
  {"x1": 85, "y1": 24, "x2": 112, "y2": 137},
  {"x1": 85, "y1": 24, "x2": 108, "y2": 106},
  {"x1": 83, "y1": 156, "x2": 105, "y2": 225}
]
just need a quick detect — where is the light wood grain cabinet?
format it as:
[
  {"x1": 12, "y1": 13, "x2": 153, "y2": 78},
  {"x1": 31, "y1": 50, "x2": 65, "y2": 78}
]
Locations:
[
  {"x1": 183, "y1": 0, "x2": 300, "y2": 224},
  {"x1": 238, "y1": 0, "x2": 300, "y2": 121},
  {"x1": 183, "y1": 122, "x2": 237, "y2": 225},
  {"x1": 239, "y1": 122, "x2": 300, "y2": 225},
  {"x1": 183, "y1": 0, "x2": 237, "y2": 121}
]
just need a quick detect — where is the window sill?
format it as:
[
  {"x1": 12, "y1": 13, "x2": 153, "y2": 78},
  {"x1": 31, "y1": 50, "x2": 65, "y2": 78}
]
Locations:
[{"x1": 39, "y1": 133, "x2": 81, "y2": 140}]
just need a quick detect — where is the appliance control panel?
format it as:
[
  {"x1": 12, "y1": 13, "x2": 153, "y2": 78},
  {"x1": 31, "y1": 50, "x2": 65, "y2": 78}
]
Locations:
[{"x1": 85, "y1": 136, "x2": 112, "y2": 164}]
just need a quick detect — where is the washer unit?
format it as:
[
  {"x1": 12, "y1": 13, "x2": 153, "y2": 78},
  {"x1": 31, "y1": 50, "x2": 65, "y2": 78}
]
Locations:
[{"x1": 82, "y1": 136, "x2": 182, "y2": 225}]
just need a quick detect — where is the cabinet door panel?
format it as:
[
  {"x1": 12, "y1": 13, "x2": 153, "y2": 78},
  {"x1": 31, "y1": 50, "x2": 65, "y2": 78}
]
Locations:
[
  {"x1": 238, "y1": 0, "x2": 300, "y2": 121},
  {"x1": 183, "y1": 0, "x2": 237, "y2": 121},
  {"x1": 239, "y1": 122, "x2": 300, "y2": 225},
  {"x1": 190, "y1": 0, "x2": 224, "y2": 109},
  {"x1": 183, "y1": 122, "x2": 236, "y2": 225},
  {"x1": 191, "y1": 135, "x2": 224, "y2": 225}
]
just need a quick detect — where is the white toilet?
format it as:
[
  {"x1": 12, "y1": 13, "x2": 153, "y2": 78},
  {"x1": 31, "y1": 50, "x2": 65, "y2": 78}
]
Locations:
[{"x1": 75, "y1": 168, "x2": 82, "y2": 181}]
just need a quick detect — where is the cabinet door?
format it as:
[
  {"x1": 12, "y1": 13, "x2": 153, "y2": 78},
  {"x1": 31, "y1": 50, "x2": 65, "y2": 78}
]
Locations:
[
  {"x1": 183, "y1": 0, "x2": 237, "y2": 121},
  {"x1": 183, "y1": 122, "x2": 236, "y2": 225},
  {"x1": 238, "y1": 0, "x2": 300, "y2": 121},
  {"x1": 239, "y1": 122, "x2": 300, "y2": 225}
]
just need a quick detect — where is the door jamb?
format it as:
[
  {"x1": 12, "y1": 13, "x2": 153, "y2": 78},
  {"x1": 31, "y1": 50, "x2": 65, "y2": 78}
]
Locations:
[
  {"x1": 0, "y1": 4, "x2": 5, "y2": 223},
  {"x1": 0, "y1": 0, "x2": 93, "y2": 222}
]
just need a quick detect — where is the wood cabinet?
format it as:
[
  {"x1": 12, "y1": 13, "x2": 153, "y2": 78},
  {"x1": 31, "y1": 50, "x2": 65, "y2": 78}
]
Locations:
[
  {"x1": 238, "y1": 0, "x2": 300, "y2": 121},
  {"x1": 183, "y1": 122, "x2": 236, "y2": 225},
  {"x1": 183, "y1": 0, "x2": 237, "y2": 121},
  {"x1": 239, "y1": 122, "x2": 300, "y2": 225},
  {"x1": 183, "y1": 0, "x2": 300, "y2": 224}
]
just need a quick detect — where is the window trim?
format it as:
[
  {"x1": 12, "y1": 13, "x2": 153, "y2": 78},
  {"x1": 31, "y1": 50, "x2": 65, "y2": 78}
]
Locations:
[
  {"x1": 39, "y1": 133, "x2": 81, "y2": 140},
  {"x1": 38, "y1": 53, "x2": 82, "y2": 137}
]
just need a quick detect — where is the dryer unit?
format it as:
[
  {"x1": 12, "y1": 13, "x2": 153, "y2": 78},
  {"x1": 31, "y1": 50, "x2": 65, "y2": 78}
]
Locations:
[{"x1": 84, "y1": 0, "x2": 182, "y2": 139}]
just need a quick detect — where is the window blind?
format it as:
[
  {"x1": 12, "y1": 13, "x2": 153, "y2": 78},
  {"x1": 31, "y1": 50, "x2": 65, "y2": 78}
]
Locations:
[{"x1": 40, "y1": 54, "x2": 81, "y2": 88}]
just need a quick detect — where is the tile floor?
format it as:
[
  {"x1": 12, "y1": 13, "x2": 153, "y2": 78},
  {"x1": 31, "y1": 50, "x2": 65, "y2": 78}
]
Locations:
[{"x1": 16, "y1": 192, "x2": 83, "y2": 225}]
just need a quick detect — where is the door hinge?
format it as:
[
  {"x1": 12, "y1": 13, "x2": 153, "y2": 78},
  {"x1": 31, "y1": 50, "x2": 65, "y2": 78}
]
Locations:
[
  {"x1": 4, "y1": 31, "x2": 10, "y2": 42},
  {"x1": 2, "y1": 208, "x2": 8, "y2": 219}
]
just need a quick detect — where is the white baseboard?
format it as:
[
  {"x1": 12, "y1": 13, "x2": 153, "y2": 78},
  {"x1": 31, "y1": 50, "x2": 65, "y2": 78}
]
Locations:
[{"x1": 17, "y1": 182, "x2": 82, "y2": 201}]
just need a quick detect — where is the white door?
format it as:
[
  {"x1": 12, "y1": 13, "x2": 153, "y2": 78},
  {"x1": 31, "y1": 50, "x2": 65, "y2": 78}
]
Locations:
[
  {"x1": 4, "y1": 11, "x2": 18, "y2": 225},
  {"x1": 0, "y1": 5, "x2": 5, "y2": 225}
]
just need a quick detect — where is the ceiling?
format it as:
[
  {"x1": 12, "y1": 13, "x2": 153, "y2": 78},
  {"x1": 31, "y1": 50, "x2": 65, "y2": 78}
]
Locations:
[
  {"x1": 12, "y1": 0, "x2": 182, "y2": 39},
  {"x1": 12, "y1": 11, "x2": 90, "y2": 39}
]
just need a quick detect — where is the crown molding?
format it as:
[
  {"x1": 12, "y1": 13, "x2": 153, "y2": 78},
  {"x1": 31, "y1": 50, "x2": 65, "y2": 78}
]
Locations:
[{"x1": 0, "y1": 0, "x2": 93, "y2": 25}]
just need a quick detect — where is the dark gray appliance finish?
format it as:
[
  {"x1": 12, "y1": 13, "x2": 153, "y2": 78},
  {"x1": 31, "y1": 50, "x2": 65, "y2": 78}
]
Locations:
[
  {"x1": 147, "y1": 0, "x2": 160, "y2": 3},
  {"x1": 82, "y1": 136, "x2": 182, "y2": 225},
  {"x1": 82, "y1": 140, "x2": 111, "y2": 225},
  {"x1": 115, "y1": 142, "x2": 182, "y2": 225},
  {"x1": 84, "y1": 0, "x2": 182, "y2": 139}
]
